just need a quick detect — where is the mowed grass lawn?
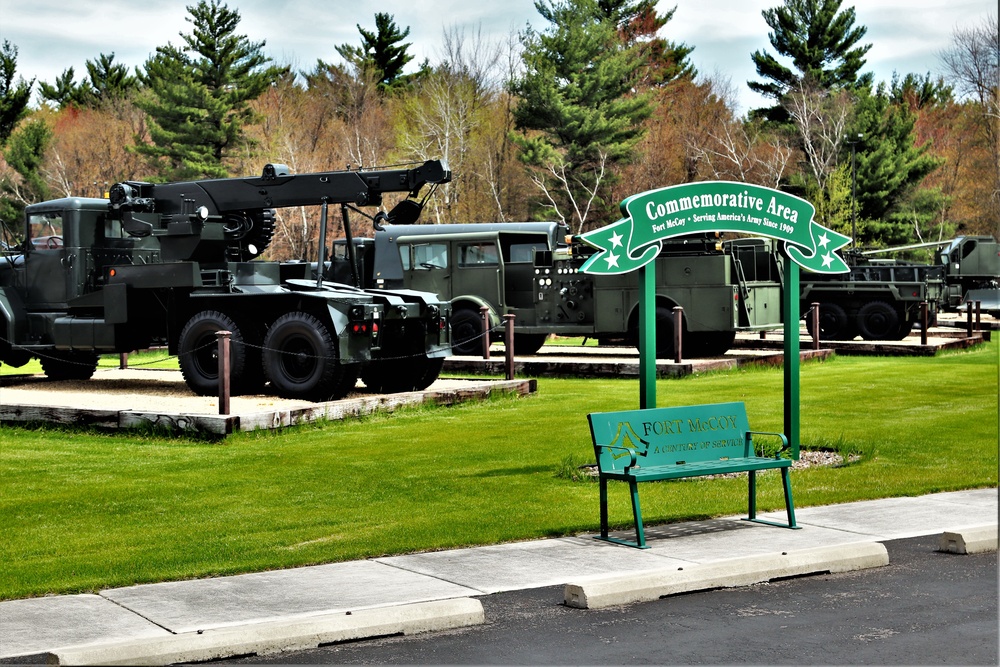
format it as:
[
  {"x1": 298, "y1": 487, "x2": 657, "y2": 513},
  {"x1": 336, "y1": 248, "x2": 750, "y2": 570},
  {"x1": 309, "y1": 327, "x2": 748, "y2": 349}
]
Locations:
[{"x1": 1, "y1": 341, "x2": 996, "y2": 599}]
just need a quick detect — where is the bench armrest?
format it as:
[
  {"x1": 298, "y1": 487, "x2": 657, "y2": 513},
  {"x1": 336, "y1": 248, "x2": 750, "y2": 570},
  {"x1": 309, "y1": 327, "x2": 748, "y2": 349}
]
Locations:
[
  {"x1": 746, "y1": 430, "x2": 790, "y2": 458},
  {"x1": 594, "y1": 444, "x2": 638, "y2": 472}
]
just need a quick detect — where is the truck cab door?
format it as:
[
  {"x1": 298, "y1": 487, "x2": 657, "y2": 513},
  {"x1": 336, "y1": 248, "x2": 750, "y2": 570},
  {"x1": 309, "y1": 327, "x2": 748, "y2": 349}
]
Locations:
[
  {"x1": 455, "y1": 241, "x2": 503, "y2": 308},
  {"x1": 400, "y1": 241, "x2": 452, "y2": 299},
  {"x1": 24, "y1": 211, "x2": 72, "y2": 308}
]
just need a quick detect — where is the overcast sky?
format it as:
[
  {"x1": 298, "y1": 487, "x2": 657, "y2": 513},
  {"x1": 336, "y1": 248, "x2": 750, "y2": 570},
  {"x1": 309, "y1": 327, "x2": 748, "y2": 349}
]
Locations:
[{"x1": 0, "y1": 0, "x2": 993, "y2": 114}]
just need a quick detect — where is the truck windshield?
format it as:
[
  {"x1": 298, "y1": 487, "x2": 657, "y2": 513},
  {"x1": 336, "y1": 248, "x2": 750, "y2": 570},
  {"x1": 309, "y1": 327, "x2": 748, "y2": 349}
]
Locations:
[
  {"x1": 29, "y1": 212, "x2": 64, "y2": 249},
  {"x1": 402, "y1": 242, "x2": 448, "y2": 270}
]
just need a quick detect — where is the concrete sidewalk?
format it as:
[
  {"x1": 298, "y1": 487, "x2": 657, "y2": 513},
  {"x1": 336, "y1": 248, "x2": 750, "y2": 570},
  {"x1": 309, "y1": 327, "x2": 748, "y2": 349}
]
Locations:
[{"x1": 2, "y1": 488, "x2": 996, "y2": 664}]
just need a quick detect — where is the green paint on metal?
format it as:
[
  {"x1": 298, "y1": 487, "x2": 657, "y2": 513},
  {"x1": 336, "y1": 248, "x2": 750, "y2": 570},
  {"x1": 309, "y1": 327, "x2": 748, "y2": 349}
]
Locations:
[
  {"x1": 579, "y1": 180, "x2": 850, "y2": 452},
  {"x1": 578, "y1": 181, "x2": 851, "y2": 276},
  {"x1": 638, "y1": 264, "x2": 656, "y2": 409},
  {"x1": 783, "y1": 263, "x2": 800, "y2": 454},
  {"x1": 588, "y1": 401, "x2": 798, "y2": 548}
]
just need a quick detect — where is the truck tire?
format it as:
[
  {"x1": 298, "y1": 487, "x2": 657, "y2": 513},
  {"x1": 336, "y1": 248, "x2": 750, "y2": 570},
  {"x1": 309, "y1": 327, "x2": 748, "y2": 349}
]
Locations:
[
  {"x1": 178, "y1": 311, "x2": 251, "y2": 396},
  {"x1": 40, "y1": 351, "x2": 99, "y2": 381},
  {"x1": 856, "y1": 301, "x2": 900, "y2": 341},
  {"x1": 806, "y1": 302, "x2": 855, "y2": 341},
  {"x1": 685, "y1": 330, "x2": 736, "y2": 358},
  {"x1": 263, "y1": 312, "x2": 350, "y2": 402},
  {"x1": 451, "y1": 309, "x2": 487, "y2": 356},
  {"x1": 512, "y1": 333, "x2": 548, "y2": 355},
  {"x1": 630, "y1": 306, "x2": 677, "y2": 358},
  {"x1": 224, "y1": 209, "x2": 275, "y2": 261},
  {"x1": 361, "y1": 356, "x2": 444, "y2": 393}
]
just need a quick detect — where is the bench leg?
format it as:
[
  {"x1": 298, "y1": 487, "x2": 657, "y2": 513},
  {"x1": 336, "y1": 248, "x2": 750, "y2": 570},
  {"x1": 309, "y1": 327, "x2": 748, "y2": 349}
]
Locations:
[
  {"x1": 780, "y1": 467, "x2": 798, "y2": 528},
  {"x1": 599, "y1": 476, "x2": 609, "y2": 539},
  {"x1": 629, "y1": 480, "x2": 647, "y2": 548},
  {"x1": 593, "y1": 478, "x2": 650, "y2": 549},
  {"x1": 742, "y1": 467, "x2": 801, "y2": 530}
]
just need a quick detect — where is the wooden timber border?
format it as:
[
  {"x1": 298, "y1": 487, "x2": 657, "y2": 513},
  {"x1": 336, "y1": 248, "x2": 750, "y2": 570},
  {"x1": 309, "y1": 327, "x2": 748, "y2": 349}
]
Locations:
[{"x1": 0, "y1": 375, "x2": 536, "y2": 436}]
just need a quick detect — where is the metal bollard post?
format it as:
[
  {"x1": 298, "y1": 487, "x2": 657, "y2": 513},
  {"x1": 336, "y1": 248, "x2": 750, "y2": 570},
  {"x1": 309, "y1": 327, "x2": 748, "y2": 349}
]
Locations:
[
  {"x1": 504, "y1": 314, "x2": 515, "y2": 380},
  {"x1": 811, "y1": 302, "x2": 820, "y2": 350},
  {"x1": 673, "y1": 306, "x2": 683, "y2": 364},
  {"x1": 217, "y1": 330, "x2": 231, "y2": 415},
  {"x1": 966, "y1": 302, "x2": 974, "y2": 337},
  {"x1": 920, "y1": 302, "x2": 928, "y2": 345},
  {"x1": 119, "y1": 352, "x2": 128, "y2": 370},
  {"x1": 975, "y1": 301, "x2": 982, "y2": 332},
  {"x1": 480, "y1": 306, "x2": 490, "y2": 359}
]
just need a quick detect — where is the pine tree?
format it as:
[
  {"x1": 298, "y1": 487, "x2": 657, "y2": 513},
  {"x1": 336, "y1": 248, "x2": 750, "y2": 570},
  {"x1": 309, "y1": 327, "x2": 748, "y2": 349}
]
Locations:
[
  {"x1": 848, "y1": 82, "x2": 942, "y2": 241},
  {"x1": 513, "y1": 0, "x2": 653, "y2": 232},
  {"x1": 597, "y1": 0, "x2": 695, "y2": 86},
  {"x1": 0, "y1": 40, "x2": 33, "y2": 146},
  {"x1": 335, "y1": 13, "x2": 428, "y2": 93},
  {"x1": 137, "y1": 0, "x2": 286, "y2": 180},
  {"x1": 0, "y1": 118, "x2": 52, "y2": 226},
  {"x1": 749, "y1": 0, "x2": 872, "y2": 123},
  {"x1": 40, "y1": 54, "x2": 138, "y2": 109}
]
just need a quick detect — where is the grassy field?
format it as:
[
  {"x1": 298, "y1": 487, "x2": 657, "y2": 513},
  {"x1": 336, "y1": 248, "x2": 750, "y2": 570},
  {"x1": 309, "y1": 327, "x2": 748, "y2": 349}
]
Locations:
[{"x1": 1, "y1": 340, "x2": 996, "y2": 600}]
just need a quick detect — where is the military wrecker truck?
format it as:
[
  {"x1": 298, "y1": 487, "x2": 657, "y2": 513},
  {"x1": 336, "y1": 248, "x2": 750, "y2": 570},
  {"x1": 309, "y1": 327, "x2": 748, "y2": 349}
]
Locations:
[
  {"x1": 323, "y1": 222, "x2": 785, "y2": 358},
  {"x1": 800, "y1": 235, "x2": 999, "y2": 341},
  {"x1": 0, "y1": 161, "x2": 453, "y2": 401}
]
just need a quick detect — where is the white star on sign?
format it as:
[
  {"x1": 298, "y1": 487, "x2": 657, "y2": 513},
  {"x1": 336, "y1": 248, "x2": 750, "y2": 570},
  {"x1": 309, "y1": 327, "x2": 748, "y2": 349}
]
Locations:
[
  {"x1": 609, "y1": 231, "x2": 623, "y2": 248},
  {"x1": 822, "y1": 253, "x2": 834, "y2": 268},
  {"x1": 818, "y1": 232, "x2": 830, "y2": 249},
  {"x1": 605, "y1": 252, "x2": 620, "y2": 269}
]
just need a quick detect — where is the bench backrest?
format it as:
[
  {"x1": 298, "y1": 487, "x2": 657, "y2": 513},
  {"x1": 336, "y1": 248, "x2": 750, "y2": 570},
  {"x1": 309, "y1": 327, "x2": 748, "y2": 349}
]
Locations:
[{"x1": 588, "y1": 402, "x2": 755, "y2": 472}]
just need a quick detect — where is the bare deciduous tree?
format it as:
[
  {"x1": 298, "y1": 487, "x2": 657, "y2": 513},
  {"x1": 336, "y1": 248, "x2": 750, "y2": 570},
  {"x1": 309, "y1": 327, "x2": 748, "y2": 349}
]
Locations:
[
  {"x1": 941, "y1": 13, "x2": 1000, "y2": 235},
  {"x1": 784, "y1": 82, "x2": 851, "y2": 196}
]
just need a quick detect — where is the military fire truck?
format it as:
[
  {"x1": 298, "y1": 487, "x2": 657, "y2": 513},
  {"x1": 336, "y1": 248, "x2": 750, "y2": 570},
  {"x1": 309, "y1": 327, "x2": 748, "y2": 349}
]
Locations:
[
  {"x1": 0, "y1": 161, "x2": 452, "y2": 400},
  {"x1": 325, "y1": 221, "x2": 786, "y2": 357}
]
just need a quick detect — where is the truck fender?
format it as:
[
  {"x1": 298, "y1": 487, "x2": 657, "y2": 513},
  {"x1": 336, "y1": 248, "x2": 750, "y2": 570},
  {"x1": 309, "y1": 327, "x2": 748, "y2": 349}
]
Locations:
[
  {"x1": 451, "y1": 295, "x2": 500, "y2": 328},
  {"x1": 625, "y1": 295, "x2": 679, "y2": 331},
  {"x1": 0, "y1": 288, "x2": 30, "y2": 365}
]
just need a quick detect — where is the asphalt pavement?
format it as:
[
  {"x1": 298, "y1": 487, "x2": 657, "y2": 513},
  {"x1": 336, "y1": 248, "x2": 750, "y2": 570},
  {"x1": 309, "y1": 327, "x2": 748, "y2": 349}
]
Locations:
[{"x1": 1, "y1": 488, "x2": 996, "y2": 665}]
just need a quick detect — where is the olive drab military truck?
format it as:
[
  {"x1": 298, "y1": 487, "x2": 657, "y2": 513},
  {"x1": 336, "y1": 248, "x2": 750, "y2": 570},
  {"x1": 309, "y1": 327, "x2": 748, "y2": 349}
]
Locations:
[
  {"x1": 0, "y1": 161, "x2": 452, "y2": 401},
  {"x1": 800, "y1": 235, "x2": 1000, "y2": 341},
  {"x1": 325, "y1": 222, "x2": 786, "y2": 358}
]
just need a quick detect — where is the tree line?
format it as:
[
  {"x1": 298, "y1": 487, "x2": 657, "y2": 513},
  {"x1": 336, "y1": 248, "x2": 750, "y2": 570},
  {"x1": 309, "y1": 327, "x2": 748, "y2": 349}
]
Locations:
[{"x1": 0, "y1": 0, "x2": 996, "y2": 262}]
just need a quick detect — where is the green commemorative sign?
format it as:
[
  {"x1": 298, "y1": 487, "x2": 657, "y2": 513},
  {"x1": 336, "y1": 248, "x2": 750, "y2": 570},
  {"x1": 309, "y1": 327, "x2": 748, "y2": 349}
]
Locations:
[{"x1": 579, "y1": 181, "x2": 851, "y2": 275}]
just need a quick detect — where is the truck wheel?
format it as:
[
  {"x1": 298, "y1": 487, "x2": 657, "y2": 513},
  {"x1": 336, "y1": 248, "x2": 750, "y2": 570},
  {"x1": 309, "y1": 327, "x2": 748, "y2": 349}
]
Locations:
[
  {"x1": 512, "y1": 333, "x2": 548, "y2": 355},
  {"x1": 361, "y1": 356, "x2": 444, "y2": 393},
  {"x1": 451, "y1": 309, "x2": 487, "y2": 356},
  {"x1": 685, "y1": 331, "x2": 736, "y2": 358},
  {"x1": 856, "y1": 301, "x2": 900, "y2": 340},
  {"x1": 807, "y1": 302, "x2": 854, "y2": 340},
  {"x1": 263, "y1": 312, "x2": 348, "y2": 402},
  {"x1": 893, "y1": 317, "x2": 915, "y2": 340},
  {"x1": 628, "y1": 306, "x2": 677, "y2": 358},
  {"x1": 40, "y1": 351, "x2": 99, "y2": 381},
  {"x1": 178, "y1": 311, "x2": 251, "y2": 396}
]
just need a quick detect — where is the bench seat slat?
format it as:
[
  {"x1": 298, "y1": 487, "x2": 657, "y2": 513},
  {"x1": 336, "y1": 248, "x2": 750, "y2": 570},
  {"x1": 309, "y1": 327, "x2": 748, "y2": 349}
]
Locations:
[{"x1": 602, "y1": 455, "x2": 791, "y2": 481}]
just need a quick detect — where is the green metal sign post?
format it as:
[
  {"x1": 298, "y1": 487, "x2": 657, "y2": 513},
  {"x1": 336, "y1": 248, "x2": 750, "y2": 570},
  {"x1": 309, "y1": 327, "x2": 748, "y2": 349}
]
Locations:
[{"x1": 579, "y1": 181, "x2": 850, "y2": 446}]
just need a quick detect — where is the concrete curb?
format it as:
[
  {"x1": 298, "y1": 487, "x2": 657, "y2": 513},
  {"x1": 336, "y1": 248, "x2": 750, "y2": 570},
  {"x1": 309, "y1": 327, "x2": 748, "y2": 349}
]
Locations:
[
  {"x1": 39, "y1": 598, "x2": 484, "y2": 666},
  {"x1": 563, "y1": 542, "x2": 889, "y2": 609},
  {"x1": 937, "y1": 524, "x2": 999, "y2": 554}
]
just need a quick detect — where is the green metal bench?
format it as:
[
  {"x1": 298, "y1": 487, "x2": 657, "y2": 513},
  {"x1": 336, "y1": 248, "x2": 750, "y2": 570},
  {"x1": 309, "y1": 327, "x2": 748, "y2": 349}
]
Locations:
[{"x1": 588, "y1": 401, "x2": 799, "y2": 548}]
